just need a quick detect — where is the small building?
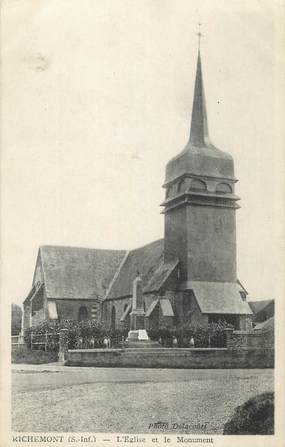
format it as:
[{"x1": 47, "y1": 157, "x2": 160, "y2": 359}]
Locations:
[{"x1": 248, "y1": 300, "x2": 274, "y2": 324}]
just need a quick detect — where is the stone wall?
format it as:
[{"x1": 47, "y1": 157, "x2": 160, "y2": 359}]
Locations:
[
  {"x1": 66, "y1": 347, "x2": 273, "y2": 369},
  {"x1": 103, "y1": 297, "x2": 132, "y2": 329},
  {"x1": 225, "y1": 327, "x2": 274, "y2": 350},
  {"x1": 103, "y1": 289, "x2": 215, "y2": 330},
  {"x1": 56, "y1": 299, "x2": 101, "y2": 322},
  {"x1": 104, "y1": 293, "x2": 163, "y2": 329}
]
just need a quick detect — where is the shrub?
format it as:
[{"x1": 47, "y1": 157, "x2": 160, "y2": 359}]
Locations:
[
  {"x1": 148, "y1": 322, "x2": 230, "y2": 348},
  {"x1": 207, "y1": 321, "x2": 229, "y2": 347},
  {"x1": 223, "y1": 392, "x2": 274, "y2": 435},
  {"x1": 24, "y1": 320, "x2": 129, "y2": 352}
]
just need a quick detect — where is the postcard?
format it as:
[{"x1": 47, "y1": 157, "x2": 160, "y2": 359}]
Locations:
[{"x1": 1, "y1": 1, "x2": 284, "y2": 446}]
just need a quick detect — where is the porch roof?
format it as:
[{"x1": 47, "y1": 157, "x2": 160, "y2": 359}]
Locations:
[{"x1": 180, "y1": 281, "x2": 252, "y2": 315}]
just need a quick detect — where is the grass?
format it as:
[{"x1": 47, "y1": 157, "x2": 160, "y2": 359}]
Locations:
[{"x1": 12, "y1": 346, "x2": 58, "y2": 364}]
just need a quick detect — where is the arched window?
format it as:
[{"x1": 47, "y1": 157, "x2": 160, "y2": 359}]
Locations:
[
  {"x1": 78, "y1": 306, "x2": 88, "y2": 321},
  {"x1": 177, "y1": 179, "x2": 185, "y2": 193},
  {"x1": 216, "y1": 182, "x2": 232, "y2": 194},
  {"x1": 189, "y1": 179, "x2": 207, "y2": 192},
  {"x1": 165, "y1": 186, "x2": 171, "y2": 199},
  {"x1": 123, "y1": 303, "x2": 128, "y2": 312},
  {"x1": 111, "y1": 306, "x2": 116, "y2": 330}
]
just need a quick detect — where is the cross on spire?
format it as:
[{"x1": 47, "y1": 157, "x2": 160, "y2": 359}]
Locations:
[{"x1": 196, "y1": 22, "x2": 203, "y2": 51}]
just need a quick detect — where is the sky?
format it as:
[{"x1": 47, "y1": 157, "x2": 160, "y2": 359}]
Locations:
[{"x1": 1, "y1": 0, "x2": 285, "y2": 307}]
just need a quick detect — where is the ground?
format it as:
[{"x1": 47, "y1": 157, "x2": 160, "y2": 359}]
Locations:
[{"x1": 12, "y1": 365, "x2": 273, "y2": 434}]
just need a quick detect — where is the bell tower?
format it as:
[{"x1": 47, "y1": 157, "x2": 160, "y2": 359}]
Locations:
[{"x1": 162, "y1": 50, "x2": 240, "y2": 286}]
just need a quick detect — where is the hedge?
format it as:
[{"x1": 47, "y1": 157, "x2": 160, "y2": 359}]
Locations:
[
  {"x1": 24, "y1": 320, "x2": 128, "y2": 351},
  {"x1": 25, "y1": 320, "x2": 231, "y2": 352},
  {"x1": 148, "y1": 321, "x2": 230, "y2": 348}
]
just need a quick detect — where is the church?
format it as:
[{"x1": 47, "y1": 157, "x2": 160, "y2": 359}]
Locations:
[{"x1": 23, "y1": 49, "x2": 252, "y2": 333}]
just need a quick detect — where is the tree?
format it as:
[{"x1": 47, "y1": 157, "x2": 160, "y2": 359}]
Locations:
[{"x1": 11, "y1": 304, "x2": 22, "y2": 335}]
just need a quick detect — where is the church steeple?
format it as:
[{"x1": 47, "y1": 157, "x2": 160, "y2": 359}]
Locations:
[
  {"x1": 189, "y1": 51, "x2": 210, "y2": 147},
  {"x1": 165, "y1": 45, "x2": 235, "y2": 184},
  {"x1": 163, "y1": 41, "x2": 239, "y2": 284}
]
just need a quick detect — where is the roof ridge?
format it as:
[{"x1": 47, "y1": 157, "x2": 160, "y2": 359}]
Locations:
[
  {"x1": 144, "y1": 258, "x2": 179, "y2": 293},
  {"x1": 40, "y1": 244, "x2": 125, "y2": 252},
  {"x1": 128, "y1": 238, "x2": 163, "y2": 253}
]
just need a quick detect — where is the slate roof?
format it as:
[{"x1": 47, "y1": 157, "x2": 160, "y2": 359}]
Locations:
[
  {"x1": 165, "y1": 51, "x2": 235, "y2": 185},
  {"x1": 248, "y1": 300, "x2": 274, "y2": 315},
  {"x1": 106, "y1": 239, "x2": 177, "y2": 300},
  {"x1": 181, "y1": 281, "x2": 252, "y2": 315},
  {"x1": 254, "y1": 316, "x2": 274, "y2": 332},
  {"x1": 38, "y1": 245, "x2": 125, "y2": 300},
  {"x1": 145, "y1": 299, "x2": 159, "y2": 317}
]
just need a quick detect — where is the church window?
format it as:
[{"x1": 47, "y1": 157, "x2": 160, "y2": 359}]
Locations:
[
  {"x1": 216, "y1": 182, "x2": 232, "y2": 194},
  {"x1": 78, "y1": 306, "x2": 88, "y2": 321},
  {"x1": 189, "y1": 179, "x2": 207, "y2": 192}
]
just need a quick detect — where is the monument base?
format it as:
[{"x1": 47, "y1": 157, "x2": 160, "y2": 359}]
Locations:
[
  {"x1": 127, "y1": 329, "x2": 149, "y2": 341},
  {"x1": 122, "y1": 329, "x2": 160, "y2": 348}
]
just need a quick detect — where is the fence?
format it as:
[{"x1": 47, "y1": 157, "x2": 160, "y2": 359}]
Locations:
[
  {"x1": 31, "y1": 331, "x2": 59, "y2": 351},
  {"x1": 11, "y1": 335, "x2": 24, "y2": 348}
]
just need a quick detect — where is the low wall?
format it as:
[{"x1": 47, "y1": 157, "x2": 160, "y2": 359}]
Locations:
[
  {"x1": 225, "y1": 327, "x2": 274, "y2": 349},
  {"x1": 65, "y1": 347, "x2": 274, "y2": 369}
]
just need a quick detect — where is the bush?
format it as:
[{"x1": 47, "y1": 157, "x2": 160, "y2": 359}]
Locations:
[
  {"x1": 24, "y1": 320, "x2": 129, "y2": 352},
  {"x1": 148, "y1": 321, "x2": 230, "y2": 348},
  {"x1": 25, "y1": 319, "x2": 230, "y2": 352},
  {"x1": 223, "y1": 392, "x2": 274, "y2": 435},
  {"x1": 24, "y1": 321, "x2": 59, "y2": 351}
]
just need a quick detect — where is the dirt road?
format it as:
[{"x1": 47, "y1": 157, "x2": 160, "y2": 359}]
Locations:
[{"x1": 12, "y1": 367, "x2": 274, "y2": 433}]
